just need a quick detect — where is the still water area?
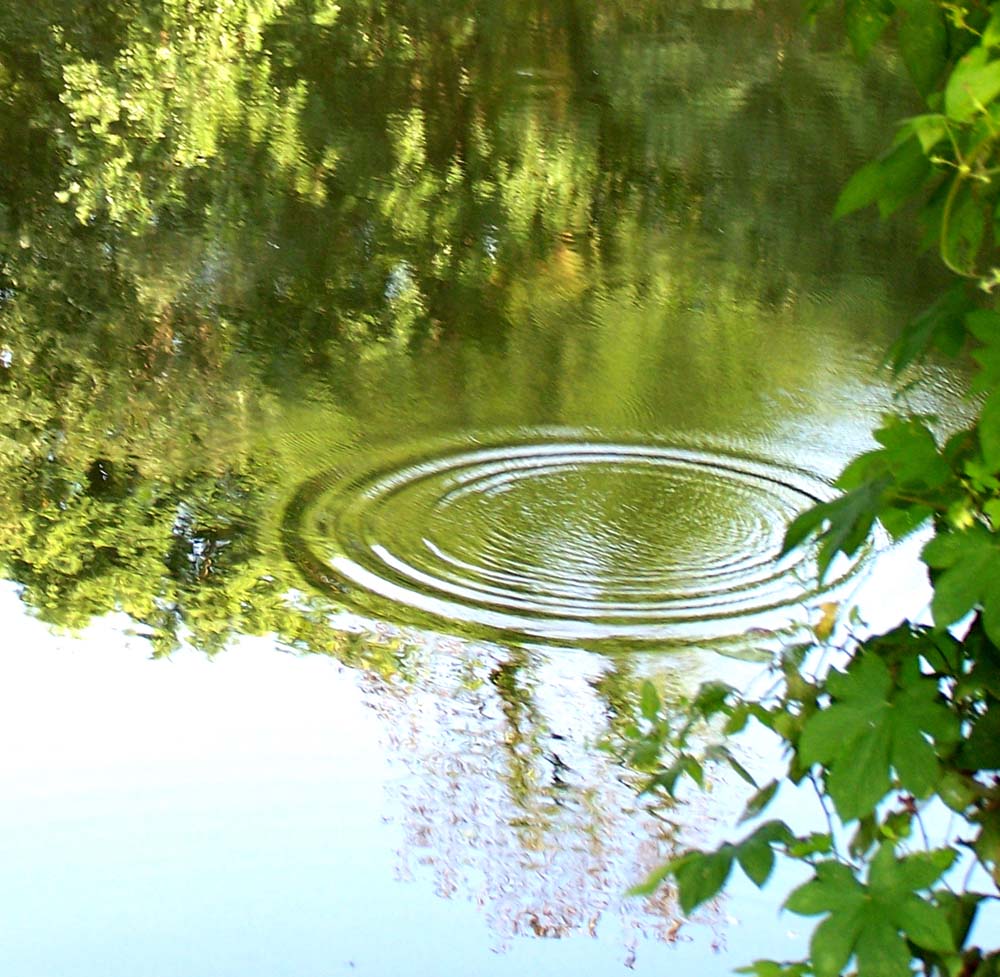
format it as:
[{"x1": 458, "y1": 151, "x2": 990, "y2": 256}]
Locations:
[{"x1": 0, "y1": 2, "x2": 970, "y2": 974}]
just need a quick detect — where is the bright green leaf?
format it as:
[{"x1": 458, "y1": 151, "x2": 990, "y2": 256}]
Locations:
[
  {"x1": 945, "y1": 47, "x2": 1000, "y2": 122},
  {"x1": 640, "y1": 679, "x2": 661, "y2": 721},
  {"x1": 980, "y1": 391, "x2": 1000, "y2": 470}
]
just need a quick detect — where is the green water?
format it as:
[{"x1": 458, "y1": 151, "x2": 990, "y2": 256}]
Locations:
[{"x1": 0, "y1": 1, "x2": 969, "y2": 972}]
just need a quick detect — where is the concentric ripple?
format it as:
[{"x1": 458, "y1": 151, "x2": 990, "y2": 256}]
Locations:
[{"x1": 282, "y1": 434, "x2": 867, "y2": 645}]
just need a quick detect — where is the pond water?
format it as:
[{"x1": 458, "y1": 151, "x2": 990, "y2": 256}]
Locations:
[{"x1": 0, "y1": 1, "x2": 970, "y2": 974}]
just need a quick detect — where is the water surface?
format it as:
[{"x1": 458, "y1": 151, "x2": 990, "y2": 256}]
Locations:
[{"x1": 0, "y1": 1, "x2": 967, "y2": 972}]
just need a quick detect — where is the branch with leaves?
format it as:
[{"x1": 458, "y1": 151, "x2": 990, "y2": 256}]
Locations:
[{"x1": 623, "y1": 1, "x2": 1000, "y2": 973}]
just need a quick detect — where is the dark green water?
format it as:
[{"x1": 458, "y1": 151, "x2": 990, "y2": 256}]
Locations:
[{"x1": 0, "y1": 1, "x2": 969, "y2": 973}]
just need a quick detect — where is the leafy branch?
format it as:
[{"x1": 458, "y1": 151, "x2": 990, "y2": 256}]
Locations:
[{"x1": 623, "y1": 3, "x2": 1000, "y2": 971}]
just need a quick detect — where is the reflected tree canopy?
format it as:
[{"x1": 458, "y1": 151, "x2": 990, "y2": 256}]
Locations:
[{"x1": 0, "y1": 0, "x2": 934, "y2": 659}]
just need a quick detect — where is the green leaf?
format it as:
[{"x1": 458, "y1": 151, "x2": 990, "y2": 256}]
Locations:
[
  {"x1": 785, "y1": 861, "x2": 866, "y2": 915},
  {"x1": 923, "y1": 526, "x2": 1000, "y2": 643},
  {"x1": 783, "y1": 478, "x2": 887, "y2": 579},
  {"x1": 892, "y1": 895, "x2": 955, "y2": 952},
  {"x1": 958, "y1": 701, "x2": 1000, "y2": 769},
  {"x1": 674, "y1": 848, "x2": 735, "y2": 914},
  {"x1": 706, "y1": 744, "x2": 757, "y2": 786},
  {"x1": 980, "y1": 390, "x2": 1000, "y2": 470},
  {"x1": 986, "y1": 6, "x2": 1000, "y2": 48},
  {"x1": 945, "y1": 46, "x2": 1000, "y2": 122},
  {"x1": 639, "y1": 679, "x2": 661, "y2": 721},
  {"x1": 733, "y1": 821, "x2": 793, "y2": 887},
  {"x1": 737, "y1": 840, "x2": 775, "y2": 887},
  {"x1": 694, "y1": 680, "x2": 735, "y2": 717},
  {"x1": 897, "y1": 0, "x2": 949, "y2": 97},
  {"x1": 891, "y1": 285, "x2": 970, "y2": 372},
  {"x1": 788, "y1": 847, "x2": 957, "y2": 977},
  {"x1": 826, "y1": 714, "x2": 892, "y2": 819},
  {"x1": 872, "y1": 846, "x2": 955, "y2": 895},
  {"x1": 736, "y1": 963, "x2": 810, "y2": 977},
  {"x1": 811, "y1": 904, "x2": 865, "y2": 977},
  {"x1": 845, "y1": 0, "x2": 893, "y2": 58},
  {"x1": 834, "y1": 136, "x2": 930, "y2": 219},
  {"x1": 934, "y1": 890, "x2": 984, "y2": 947},
  {"x1": 626, "y1": 855, "x2": 686, "y2": 897},
  {"x1": 968, "y1": 310, "x2": 1000, "y2": 389},
  {"x1": 943, "y1": 183, "x2": 986, "y2": 274},
  {"x1": 854, "y1": 915, "x2": 913, "y2": 977},
  {"x1": 740, "y1": 778, "x2": 780, "y2": 823},
  {"x1": 873, "y1": 416, "x2": 951, "y2": 489},
  {"x1": 899, "y1": 113, "x2": 948, "y2": 153},
  {"x1": 787, "y1": 833, "x2": 834, "y2": 858},
  {"x1": 799, "y1": 655, "x2": 957, "y2": 819}
]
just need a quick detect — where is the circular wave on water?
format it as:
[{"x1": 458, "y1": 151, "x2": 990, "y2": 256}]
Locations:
[{"x1": 282, "y1": 432, "x2": 865, "y2": 646}]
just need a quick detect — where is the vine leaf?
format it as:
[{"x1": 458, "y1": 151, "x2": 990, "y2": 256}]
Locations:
[
  {"x1": 834, "y1": 135, "x2": 930, "y2": 219},
  {"x1": 628, "y1": 822, "x2": 793, "y2": 909},
  {"x1": 798, "y1": 656, "x2": 959, "y2": 820},
  {"x1": 945, "y1": 47, "x2": 1000, "y2": 122},
  {"x1": 783, "y1": 478, "x2": 887, "y2": 578},
  {"x1": 922, "y1": 527, "x2": 1000, "y2": 646},
  {"x1": 785, "y1": 847, "x2": 955, "y2": 977},
  {"x1": 891, "y1": 285, "x2": 971, "y2": 372},
  {"x1": 896, "y1": 0, "x2": 948, "y2": 98}
]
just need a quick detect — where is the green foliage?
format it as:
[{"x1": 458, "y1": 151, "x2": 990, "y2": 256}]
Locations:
[
  {"x1": 798, "y1": 654, "x2": 959, "y2": 819},
  {"x1": 786, "y1": 847, "x2": 955, "y2": 977},
  {"x1": 623, "y1": 6, "x2": 1000, "y2": 972}
]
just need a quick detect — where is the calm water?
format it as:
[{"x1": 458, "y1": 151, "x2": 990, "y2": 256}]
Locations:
[{"x1": 0, "y1": 1, "x2": 968, "y2": 974}]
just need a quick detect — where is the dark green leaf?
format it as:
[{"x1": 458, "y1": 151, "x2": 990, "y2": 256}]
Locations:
[
  {"x1": 943, "y1": 183, "x2": 986, "y2": 275},
  {"x1": 850, "y1": 815, "x2": 879, "y2": 858},
  {"x1": 897, "y1": 0, "x2": 949, "y2": 97},
  {"x1": 737, "y1": 841, "x2": 775, "y2": 887},
  {"x1": 891, "y1": 285, "x2": 971, "y2": 372},
  {"x1": 694, "y1": 680, "x2": 735, "y2": 717},
  {"x1": 845, "y1": 0, "x2": 893, "y2": 58},
  {"x1": 834, "y1": 137, "x2": 930, "y2": 219},
  {"x1": 740, "y1": 778, "x2": 780, "y2": 823},
  {"x1": 674, "y1": 848, "x2": 735, "y2": 914},
  {"x1": 958, "y1": 702, "x2": 1000, "y2": 769}
]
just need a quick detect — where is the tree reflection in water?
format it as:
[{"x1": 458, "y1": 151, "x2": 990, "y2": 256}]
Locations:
[{"x1": 361, "y1": 640, "x2": 747, "y2": 958}]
